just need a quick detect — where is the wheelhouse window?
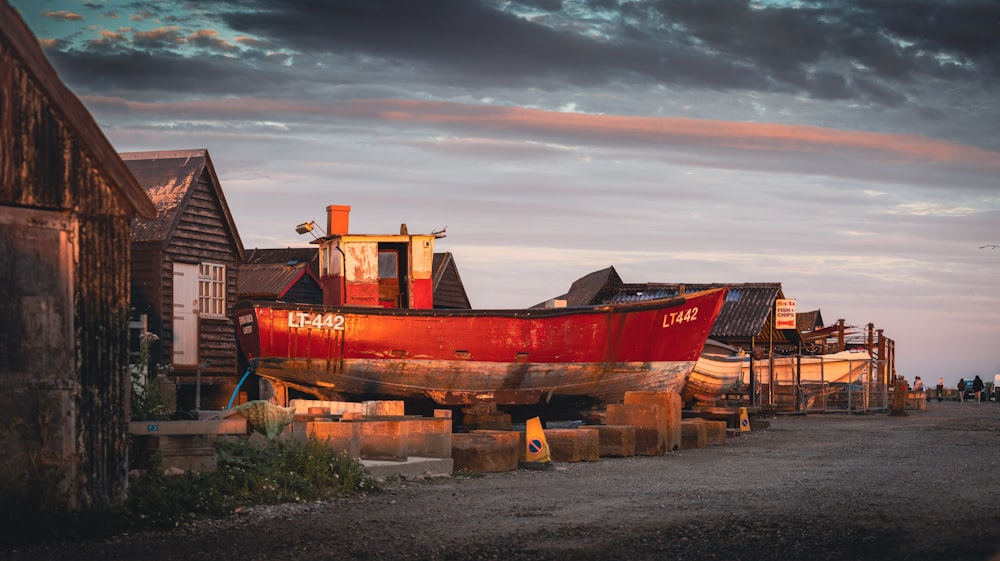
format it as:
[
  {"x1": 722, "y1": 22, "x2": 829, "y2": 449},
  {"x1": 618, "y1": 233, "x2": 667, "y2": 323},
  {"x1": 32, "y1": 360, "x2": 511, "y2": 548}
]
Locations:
[
  {"x1": 378, "y1": 250, "x2": 398, "y2": 279},
  {"x1": 198, "y1": 263, "x2": 226, "y2": 316}
]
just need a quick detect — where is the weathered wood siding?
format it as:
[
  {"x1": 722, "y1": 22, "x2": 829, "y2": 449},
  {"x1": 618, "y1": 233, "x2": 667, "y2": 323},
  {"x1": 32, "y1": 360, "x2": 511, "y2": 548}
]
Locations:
[
  {"x1": 161, "y1": 174, "x2": 240, "y2": 378},
  {"x1": 1, "y1": 33, "x2": 133, "y2": 507}
]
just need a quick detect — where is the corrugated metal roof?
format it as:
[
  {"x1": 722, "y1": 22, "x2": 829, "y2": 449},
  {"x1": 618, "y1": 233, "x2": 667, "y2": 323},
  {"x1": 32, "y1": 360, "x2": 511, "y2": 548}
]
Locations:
[
  {"x1": 244, "y1": 247, "x2": 319, "y2": 268},
  {"x1": 547, "y1": 267, "x2": 787, "y2": 340},
  {"x1": 238, "y1": 262, "x2": 315, "y2": 299},
  {"x1": 603, "y1": 282, "x2": 783, "y2": 339}
]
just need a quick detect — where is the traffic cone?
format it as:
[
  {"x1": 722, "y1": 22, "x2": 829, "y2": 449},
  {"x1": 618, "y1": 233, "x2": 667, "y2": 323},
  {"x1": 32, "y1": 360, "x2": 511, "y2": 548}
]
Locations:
[
  {"x1": 521, "y1": 416, "x2": 554, "y2": 469},
  {"x1": 738, "y1": 407, "x2": 751, "y2": 433}
]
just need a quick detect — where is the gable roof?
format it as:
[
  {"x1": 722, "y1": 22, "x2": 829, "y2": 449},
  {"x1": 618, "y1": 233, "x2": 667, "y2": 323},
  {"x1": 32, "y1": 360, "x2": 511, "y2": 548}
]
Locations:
[
  {"x1": 1, "y1": 2, "x2": 155, "y2": 218},
  {"x1": 121, "y1": 149, "x2": 244, "y2": 257},
  {"x1": 238, "y1": 262, "x2": 320, "y2": 300},
  {"x1": 239, "y1": 247, "x2": 321, "y2": 300},
  {"x1": 432, "y1": 252, "x2": 471, "y2": 309}
]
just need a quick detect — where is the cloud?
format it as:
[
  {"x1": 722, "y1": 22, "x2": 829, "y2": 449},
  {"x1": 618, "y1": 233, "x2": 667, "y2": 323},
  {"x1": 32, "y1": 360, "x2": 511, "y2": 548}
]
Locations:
[{"x1": 43, "y1": 10, "x2": 84, "y2": 21}]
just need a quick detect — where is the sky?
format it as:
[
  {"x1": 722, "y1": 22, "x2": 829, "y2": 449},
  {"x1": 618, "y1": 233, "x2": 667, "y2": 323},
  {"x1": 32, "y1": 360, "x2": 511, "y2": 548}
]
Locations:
[{"x1": 11, "y1": 0, "x2": 1000, "y2": 388}]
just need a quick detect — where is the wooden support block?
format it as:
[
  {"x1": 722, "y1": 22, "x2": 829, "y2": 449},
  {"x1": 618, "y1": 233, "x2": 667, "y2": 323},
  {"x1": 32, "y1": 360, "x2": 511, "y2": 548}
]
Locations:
[
  {"x1": 128, "y1": 418, "x2": 248, "y2": 436},
  {"x1": 462, "y1": 412, "x2": 512, "y2": 431},
  {"x1": 592, "y1": 425, "x2": 636, "y2": 457},
  {"x1": 680, "y1": 418, "x2": 708, "y2": 449},
  {"x1": 543, "y1": 428, "x2": 599, "y2": 462},
  {"x1": 623, "y1": 391, "x2": 682, "y2": 452},
  {"x1": 606, "y1": 403, "x2": 667, "y2": 456},
  {"x1": 705, "y1": 420, "x2": 727, "y2": 445},
  {"x1": 133, "y1": 434, "x2": 219, "y2": 473},
  {"x1": 364, "y1": 400, "x2": 406, "y2": 417},
  {"x1": 461, "y1": 404, "x2": 497, "y2": 416},
  {"x1": 453, "y1": 431, "x2": 520, "y2": 473}
]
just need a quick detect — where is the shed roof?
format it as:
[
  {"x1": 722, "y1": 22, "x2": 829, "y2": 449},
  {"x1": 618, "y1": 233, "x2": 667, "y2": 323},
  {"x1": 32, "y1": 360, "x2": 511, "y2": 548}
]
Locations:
[
  {"x1": 238, "y1": 262, "x2": 318, "y2": 299},
  {"x1": 244, "y1": 247, "x2": 319, "y2": 269},
  {"x1": 1, "y1": 2, "x2": 155, "y2": 218},
  {"x1": 547, "y1": 266, "x2": 793, "y2": 341},
  {"x1": 604, "y1": 282, "x2": 786, "y2": 340},
  {"x1": 122, "y1": 149, "x2": 244, "y2": 257}
]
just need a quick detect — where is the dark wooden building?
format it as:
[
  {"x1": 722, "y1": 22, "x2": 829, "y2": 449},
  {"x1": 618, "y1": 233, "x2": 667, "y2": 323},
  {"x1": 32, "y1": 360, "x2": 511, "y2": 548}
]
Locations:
[
  {"x1": 0, "y1": 1, "x2": 156, "y2": 509},
  {"x1": 432, "y1": 252, "x2": 471, "y2": 309},
  {"x1": 122, "y1": 149, "x2": 244, "y2": 411}
]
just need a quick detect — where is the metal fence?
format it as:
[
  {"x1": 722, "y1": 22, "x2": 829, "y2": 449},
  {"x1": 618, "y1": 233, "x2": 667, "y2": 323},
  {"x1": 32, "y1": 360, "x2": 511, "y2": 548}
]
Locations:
[{"x1": 747, "y1": 354, "x2": 889, "y2": 413}]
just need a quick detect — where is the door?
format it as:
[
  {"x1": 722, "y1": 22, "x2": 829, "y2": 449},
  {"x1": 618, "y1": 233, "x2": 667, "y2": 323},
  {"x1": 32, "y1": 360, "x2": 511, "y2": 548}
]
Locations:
[{"x1": 172, "y1": 263, "x2": 199, "y2": 367}]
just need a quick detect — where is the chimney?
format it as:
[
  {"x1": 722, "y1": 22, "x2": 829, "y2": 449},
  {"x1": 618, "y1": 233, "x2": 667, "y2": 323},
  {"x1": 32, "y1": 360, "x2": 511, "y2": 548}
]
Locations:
[{"x1": 326, "y1": 205, "x2": 350, "y2": 235}]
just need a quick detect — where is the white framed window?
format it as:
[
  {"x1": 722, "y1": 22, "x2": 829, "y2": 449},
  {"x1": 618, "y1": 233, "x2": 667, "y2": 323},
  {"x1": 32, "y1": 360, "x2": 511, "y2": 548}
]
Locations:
[{"x1": 198, "y1": 262, "x2": 226, "y2": 317}]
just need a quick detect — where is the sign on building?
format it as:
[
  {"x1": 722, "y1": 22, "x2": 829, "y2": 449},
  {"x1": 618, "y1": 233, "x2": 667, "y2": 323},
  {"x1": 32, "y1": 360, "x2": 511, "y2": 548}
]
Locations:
[{"x1": 775, "y1": 298, "x2": 797, "y2": 330}]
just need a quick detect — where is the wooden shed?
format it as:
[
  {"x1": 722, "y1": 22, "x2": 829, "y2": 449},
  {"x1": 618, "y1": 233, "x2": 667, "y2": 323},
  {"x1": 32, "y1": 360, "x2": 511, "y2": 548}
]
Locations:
[
  {"x1": 122, "y1": 149, "x2": 244, "y2": 411},
  {"x1": 0, "y1": 1, "x2": 156, "y2": 510}
]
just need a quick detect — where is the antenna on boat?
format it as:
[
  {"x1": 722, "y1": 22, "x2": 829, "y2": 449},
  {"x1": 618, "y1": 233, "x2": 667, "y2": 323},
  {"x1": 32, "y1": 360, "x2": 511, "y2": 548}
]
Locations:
[{"x1": 295, "y1": 220, "x2": 326, "y2": 239}]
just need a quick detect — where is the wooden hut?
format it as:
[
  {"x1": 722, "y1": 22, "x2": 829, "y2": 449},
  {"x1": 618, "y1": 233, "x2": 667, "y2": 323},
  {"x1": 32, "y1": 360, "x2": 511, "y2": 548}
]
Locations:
[
  {"x1": 0, "y1": 2, "x2": 156, "y2": 509},
  {"x1": 122, "y1": 149, "x2": 244, "y2": 411}
]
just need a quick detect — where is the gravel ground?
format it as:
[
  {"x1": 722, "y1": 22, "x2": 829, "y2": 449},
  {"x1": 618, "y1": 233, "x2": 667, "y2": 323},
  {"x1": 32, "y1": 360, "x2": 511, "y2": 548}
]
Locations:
[{"x1": 5, "y1": 399, "x2": 1000, "y2": 561}]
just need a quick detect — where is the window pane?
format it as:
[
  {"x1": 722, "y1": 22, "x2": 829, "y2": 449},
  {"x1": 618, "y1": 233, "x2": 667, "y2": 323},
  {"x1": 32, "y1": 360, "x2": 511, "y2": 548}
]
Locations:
[{"x1": 378, "y1": 251, "x2": 397, "y2": 279}]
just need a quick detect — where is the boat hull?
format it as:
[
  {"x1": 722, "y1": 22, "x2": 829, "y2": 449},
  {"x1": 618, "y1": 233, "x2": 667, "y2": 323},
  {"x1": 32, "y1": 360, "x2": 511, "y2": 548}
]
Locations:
[
  {"x1": 235, "y1": 287, "x2": 726, "y2": 406},
  {"x1": 682, "y1": 353, "x2": 745, "y2": 404},
  {"x1": 742, "y1": 350, "x2": 872, "y2": 385}
]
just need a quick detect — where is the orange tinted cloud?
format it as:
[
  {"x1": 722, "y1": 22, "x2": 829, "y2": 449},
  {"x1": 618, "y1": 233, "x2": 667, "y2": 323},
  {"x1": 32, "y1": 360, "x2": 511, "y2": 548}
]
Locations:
[
  {"x1": 85, "y1": 96, "x2": 999, "y2": 167},
  {"x1": 43, "y1": 10, "x2": 83, "y2": 21}
]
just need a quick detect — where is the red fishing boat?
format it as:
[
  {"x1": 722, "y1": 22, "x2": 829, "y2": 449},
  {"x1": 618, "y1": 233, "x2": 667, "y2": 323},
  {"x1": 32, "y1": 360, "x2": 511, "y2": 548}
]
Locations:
[{"x1": 234, "y1": 205, "x2": 726, "y2": 407}]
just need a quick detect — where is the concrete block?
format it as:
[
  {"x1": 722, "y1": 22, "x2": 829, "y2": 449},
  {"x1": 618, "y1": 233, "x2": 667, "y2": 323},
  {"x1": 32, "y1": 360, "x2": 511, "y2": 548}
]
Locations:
[
  {"x1": 453, "y1": 430, "x2": 520, "y2": 473},
  {"x1": 357, "y1": 420, "x2": 408, "y2": 461},
  {"x1": 293, "y1": 420, "x2": 361, "y2": 458},
  {"x1": 289, "y1": 399, "x2": 365, "y2": 416},
  {"x1": 592, "y1": 425, "x2": 636, "y2": 457},
  {"x1": 405, "y1": 418, "x2": 453, "y2": 459},
  {"x1": 544, "y1": 428, "x2": 599, "y2": 462}
]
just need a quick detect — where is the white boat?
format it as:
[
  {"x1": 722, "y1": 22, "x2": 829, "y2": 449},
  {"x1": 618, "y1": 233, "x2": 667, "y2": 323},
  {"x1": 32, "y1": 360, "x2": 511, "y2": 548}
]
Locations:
[
  {"x1": 681, "y1": 340, "x2": 746, "y2": 404},
  {"x1": 743, "y1": 349, "x2": 872, "y2": 386}
]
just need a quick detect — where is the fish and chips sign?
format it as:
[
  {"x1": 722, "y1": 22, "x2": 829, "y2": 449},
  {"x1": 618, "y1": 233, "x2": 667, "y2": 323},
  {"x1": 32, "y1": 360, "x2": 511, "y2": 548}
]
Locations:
[{"x1": 775, "y1": 299, "x2": 797, "y2": 330}]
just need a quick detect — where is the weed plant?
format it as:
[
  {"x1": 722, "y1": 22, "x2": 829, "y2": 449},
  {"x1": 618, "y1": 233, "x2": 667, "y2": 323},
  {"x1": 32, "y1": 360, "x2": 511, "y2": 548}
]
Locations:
[{"x1": 1, "y1": 436, "x2": 380, "y2": 546}]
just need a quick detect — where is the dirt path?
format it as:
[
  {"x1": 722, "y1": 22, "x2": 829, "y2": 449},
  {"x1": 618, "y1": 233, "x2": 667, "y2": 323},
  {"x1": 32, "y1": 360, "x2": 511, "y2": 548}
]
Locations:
[{"x1": 5, "y1": 400, "x2": 1000, "y2": 561}]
